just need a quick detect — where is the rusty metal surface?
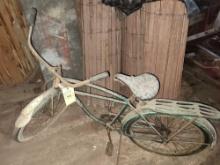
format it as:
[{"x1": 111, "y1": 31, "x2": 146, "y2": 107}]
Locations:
[{"x1": 144, "y1": 99, "x2": 220, "y2": 120}]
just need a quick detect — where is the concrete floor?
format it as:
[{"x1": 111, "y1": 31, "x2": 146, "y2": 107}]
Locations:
[{"x1": 1, "y1": 70, "x2": 220, "y2": 165}]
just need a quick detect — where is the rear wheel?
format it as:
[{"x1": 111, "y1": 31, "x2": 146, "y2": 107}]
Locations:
[
  {"x1": 123, "y1": 113, "x2": 211, "y2": 156},
  {"x1": 15, "y1": 89, "x2": 66, "y2": 142}
]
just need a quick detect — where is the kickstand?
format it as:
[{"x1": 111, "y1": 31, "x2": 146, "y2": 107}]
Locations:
[
  {"x1": 116, "y1": 133, "x2": 122, "y2": 165},
  {"x1": 105, "y1": 128, "x2": 114, "y2": 156}
]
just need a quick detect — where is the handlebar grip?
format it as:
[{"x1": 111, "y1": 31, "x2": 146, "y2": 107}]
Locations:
[
  {"x1": 29, "y1": 8, "x2": 37, "y2": 26},
  {"x1": 89, "y1": 72, "x2": 110, "y2": 82}
]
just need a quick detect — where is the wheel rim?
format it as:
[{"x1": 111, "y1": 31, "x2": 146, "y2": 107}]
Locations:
[{"x1": 127, "y1": 114, "x2": 207, "y2": 156}]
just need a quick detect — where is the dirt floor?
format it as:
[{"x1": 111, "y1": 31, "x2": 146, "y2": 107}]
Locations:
[{"x1": 1, "y1": 68, "x2": 220, "y2": 165}]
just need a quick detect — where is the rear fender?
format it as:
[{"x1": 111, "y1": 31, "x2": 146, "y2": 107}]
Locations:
[{"x1": 122, "y1": 106, "x2": 217, "y2": 148}]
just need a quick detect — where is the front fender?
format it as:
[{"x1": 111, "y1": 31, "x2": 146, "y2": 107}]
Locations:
[{"x1": 15, "y1": 88, "x2": 58, "y2": 128}]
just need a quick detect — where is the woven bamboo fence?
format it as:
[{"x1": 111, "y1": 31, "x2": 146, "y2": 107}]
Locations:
[
  {"x1": 77, "y1": 0, "x2": 188, "y2": 99},
  {"x1": 76, "y1": 0, "x2": 122, "y2": 92},
  {"x1": 121, "y1": 0, "x2": 189, "y2": 98}
]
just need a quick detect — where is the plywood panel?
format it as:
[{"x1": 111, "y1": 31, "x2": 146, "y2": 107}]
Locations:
[{"x1": 0, "y1": 0, "x2": 36, "y2": 86}]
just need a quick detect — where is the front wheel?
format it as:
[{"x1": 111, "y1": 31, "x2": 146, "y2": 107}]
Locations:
[
  {"x1": 122, "y1": 113, "x2": 213, "y2": 156},
  {"x1": 14, "y1": 88, "x2": 66, "y2": 142}
]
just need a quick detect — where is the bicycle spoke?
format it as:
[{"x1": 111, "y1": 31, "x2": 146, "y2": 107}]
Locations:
[
  {"x1": 138, "y1": 116, "x2": 163, "y2": 139},
  {"x1": 130, "y1": 133, "x2": 162, "y2": 142},
  {"x1": 169, "y1": 140, "x2": 210, "y2": 146},
  {"x1": 167, "y1": 119, "x2": 196, "y2": 142},
  {"x1": 172, "y1": 141, "x2": 186, "y2": 150},
  {"x1": 131, "y1": 129, "x2": 158, "y2": 136},
  {"x1": 50, "y1": 95, "x2": 54, "y2": 116},
  {"x1": 126, "y1": 113, "x2": 208, "y2": 155},
  {"x1": 171, "y1": 142, "x2": 179, "y2": 152},
  {"x1": 165, "y1": 116, "x2": 168, "y2": 128}
]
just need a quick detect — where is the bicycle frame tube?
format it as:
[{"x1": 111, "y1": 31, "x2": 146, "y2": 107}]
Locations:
[
  {"x1": 64, "y1": 78, "x2": 133, "y2": 127},
  {"x1": 76, "y1": 96, "x2": 130, "y2": 127},
  {"x1": 75, "y1": 90, "x2": 130, "y2": 127},
  {"x1": 75, "y1": 91, "x2": 127, "y2": 105},
  {"x1": 66, "y1": 77, "x2": 164, "y2": 134},
  {"x1": 65, "y1": 78, "x2": 129, "y2": 103}
]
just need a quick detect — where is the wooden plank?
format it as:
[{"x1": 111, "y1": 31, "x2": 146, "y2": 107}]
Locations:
[{"x1": 0, "y1": 0, "x2": 37, "y2": 86}]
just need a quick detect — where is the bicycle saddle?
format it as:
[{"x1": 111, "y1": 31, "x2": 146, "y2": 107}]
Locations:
[{"x1": 115, "y1": 73, "x2": 160, "y2": 100}]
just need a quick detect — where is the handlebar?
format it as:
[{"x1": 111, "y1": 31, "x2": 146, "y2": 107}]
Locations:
[
  {"x1": 89, "y1": 72, "x2": 110, "y2": 83},
  {"x1": 29, "y1": 8, "x2": 37, "y2": 26}
]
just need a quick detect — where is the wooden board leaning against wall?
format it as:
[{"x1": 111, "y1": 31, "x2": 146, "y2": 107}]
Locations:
[
  {"x1": 121, "y1": 0, "x2": 189, "y2": 99},
  {"x1": 76, "y1": 0, "x2": 122, "y2": 106},
  {"x1": 77, "y1": 0, "x2": 122, "y2": 91},
  {"x1": 0, "y1": 0, "x2": 36, "y2": 86},
  {"x1": 77, "y1": 0, "x2": 189, "y2": 100}
]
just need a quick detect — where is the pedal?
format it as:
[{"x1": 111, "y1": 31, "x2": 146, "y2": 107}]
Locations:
[
  {"x1": 105, "y1": 141, "x2": 114, "y2": 156},
  {"x1": 105, "y1": 128, "x2": 114, "y2": 156}
]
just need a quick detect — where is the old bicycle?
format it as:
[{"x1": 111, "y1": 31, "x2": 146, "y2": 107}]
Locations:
[{"x1": 14, "y1": 8, "x2": 220, "y2": 156}]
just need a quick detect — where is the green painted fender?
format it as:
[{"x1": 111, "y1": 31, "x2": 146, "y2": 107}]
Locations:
[{"x1": 122, "y1": 108, "x2": 217, "y2": 148}]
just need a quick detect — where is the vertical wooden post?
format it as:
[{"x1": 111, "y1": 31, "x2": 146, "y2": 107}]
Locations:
[{"x1": 0, "y1": 0, "x2": 36, "y2": 86}]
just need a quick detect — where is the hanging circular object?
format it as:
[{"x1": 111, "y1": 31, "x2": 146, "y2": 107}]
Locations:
[
  {"x1": 102, "y1": 0, "x2": 146, "y2": 15},
  {"x1": 102, "y1": 0, "x2": 196, "y2": 17}
]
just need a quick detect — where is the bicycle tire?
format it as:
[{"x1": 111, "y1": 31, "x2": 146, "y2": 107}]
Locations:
[
  {"x1": 122, "y1": 112, "x2": 213, "y2": 156},
  {"x1": 14, "y1": 88, "x2": 66, "y2": 142}
]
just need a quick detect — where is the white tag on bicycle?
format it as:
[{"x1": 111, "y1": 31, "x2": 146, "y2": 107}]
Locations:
[{"x1": 61, "y1": 87, "x2": 76, "y2": 106}]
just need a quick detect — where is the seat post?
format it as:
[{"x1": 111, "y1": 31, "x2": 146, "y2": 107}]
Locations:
[{"x1": 128, "y1": 95, "x2": 139, "y2": 109}]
